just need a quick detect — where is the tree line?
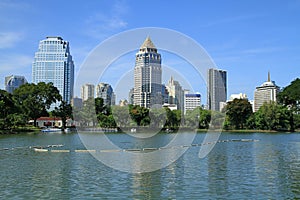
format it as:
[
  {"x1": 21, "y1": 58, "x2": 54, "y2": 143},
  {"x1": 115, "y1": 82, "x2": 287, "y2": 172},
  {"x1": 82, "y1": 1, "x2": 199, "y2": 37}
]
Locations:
[
  {"x1": 1, "y1": 78, "x2": 299, "y2": 132},
  {"x1": 0, "y1": 82, "x2": 72, "y2": 131}
]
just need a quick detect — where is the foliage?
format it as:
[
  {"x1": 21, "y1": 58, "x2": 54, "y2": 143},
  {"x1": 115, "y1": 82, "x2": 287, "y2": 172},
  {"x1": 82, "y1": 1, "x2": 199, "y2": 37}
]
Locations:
[
  {"x1": 184, "y1": 107, "x2": 211, "y2": 129},
  {"x1": 13, "y1": 82, "x2": 61, "y2": 126},
  {"x1": 255, "y1": 102, "x2": 291, "y2": 131},
  {"x1": 52, "y1": 101, "x2": 73, "y2": 130},
  {"x1": 225, "y1": 99, "x2": 253, "y2": 129}
]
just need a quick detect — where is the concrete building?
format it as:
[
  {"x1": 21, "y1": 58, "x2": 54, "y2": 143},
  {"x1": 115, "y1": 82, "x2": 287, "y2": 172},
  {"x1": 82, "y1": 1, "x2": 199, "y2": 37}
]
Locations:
[
  {"x1": 96, "y1": 83, "x2": 115, "y2": 106},
  {"x1": 133, "y1": 36, "x2": 162, "y2": 108},
  {"x1": 32, "y1": 36, "x2": 74, "y2": 108},
  {"x1": 71, "y1": 97, "x2": 83, "y2": 108},
  {"x1": 5, "y1": 75, "x2": 27, "y2": 93},
  {"x1": 81, "y1": 84, "x2": 95, "y2": 101},
  {"x1": 254, "y1": 72, "x2": 280, "y2": 112},
  {"x1": 229, "y1": 93, "x2": 248, "y2": 101},
  {"x1": 184, "y1": 93, "x2": 201, "y2": 114},
  {"x1": 166, "y1": 76, "x2": 184, "y2": 111},
  {"x1": 207, "y1": 68, "x2": 227, "y2": 111}
]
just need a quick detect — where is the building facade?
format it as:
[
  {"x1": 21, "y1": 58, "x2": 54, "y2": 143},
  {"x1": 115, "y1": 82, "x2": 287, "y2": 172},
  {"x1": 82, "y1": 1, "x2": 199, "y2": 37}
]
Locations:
[
  {"x1": 133, "y1": 37, "x2": 162, "y2": 108},
  {"x1": 5, "y1": 75, "x2": 27, "y2": 93},
  {"x1": 32, "y1": 36, "x2": 74, "y2": 106},
  {"x1": 96, "y1": 83, "x2": 115, "y2": 106},
  {"x1": 207, "y1": 68, "x2": 227, "y2": 111},
  {"x1": 166, "y1": 76, "x2": 184, "y2": 111},
  {"x1": 184, "y1": 93, "x2": 201, "y2": 114},
  {"x1": 81, "y1": 84, "x2": 95, "y2": 101},
  {"x1": 254, "y1": 72, "x2": 280, "y2": 112}
]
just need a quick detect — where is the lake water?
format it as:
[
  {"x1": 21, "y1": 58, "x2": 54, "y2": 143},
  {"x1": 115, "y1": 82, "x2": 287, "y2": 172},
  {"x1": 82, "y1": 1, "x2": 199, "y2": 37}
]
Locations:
[{"x1": 1, "y1": 132, "x2": 300, "y2": 199}]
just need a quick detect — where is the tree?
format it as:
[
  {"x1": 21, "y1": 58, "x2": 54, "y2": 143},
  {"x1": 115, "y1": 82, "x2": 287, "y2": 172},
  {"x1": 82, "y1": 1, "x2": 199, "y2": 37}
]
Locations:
[
  {"x1": 13, "y1": 82, "x2": 61, "y2": 126},
  {"x1": 277, "y1": 78, "x2": 300, "y2": 131},
  {"x1": 52, "y1": 101, "x2": 73, "y2": 130},
  {"x1": 0, "y1": 90, "x2": 18, "y2": 130},
  {"x1": 225, "y1": 99, "x2": 253, "y2": 129},
  {"x1": 255, "y1": 101, "x2": 291, "y2": 131},
  {"x1": 129, "y1": 105, "x2": 150, "y2": 126},
  {"x1": 184, "y1": 107, "x2": 211, "y2": 129}
]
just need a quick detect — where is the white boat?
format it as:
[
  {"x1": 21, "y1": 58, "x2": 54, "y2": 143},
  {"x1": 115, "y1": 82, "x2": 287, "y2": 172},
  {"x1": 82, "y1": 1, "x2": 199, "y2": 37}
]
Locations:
[{"x1": 41, "y1": 128, "x2": 62, "y2": 133}]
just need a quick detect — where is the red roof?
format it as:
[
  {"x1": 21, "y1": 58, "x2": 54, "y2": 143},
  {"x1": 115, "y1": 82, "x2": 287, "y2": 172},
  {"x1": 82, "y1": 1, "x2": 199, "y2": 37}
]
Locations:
[{"x1": 37, "y1": 117, "x2": 62, "y2": 121}]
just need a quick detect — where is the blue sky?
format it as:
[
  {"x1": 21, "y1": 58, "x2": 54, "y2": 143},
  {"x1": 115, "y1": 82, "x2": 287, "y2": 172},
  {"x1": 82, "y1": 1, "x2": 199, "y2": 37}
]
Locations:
[{"x1": 1, "y1": 0, "x2": 300, "y2": 104}]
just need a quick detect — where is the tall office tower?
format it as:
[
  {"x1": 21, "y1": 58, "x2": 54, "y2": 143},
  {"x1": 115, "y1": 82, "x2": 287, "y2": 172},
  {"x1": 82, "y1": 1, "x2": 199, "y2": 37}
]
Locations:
[
  {"x1": 133, "y1": 37, "x2": 162, "y2": 108},
  {"x1": 5, "y1": 75, "x2": 27, "y2": 93},
  {"x1": 128, "y1": 88, "x2": 134, "y2": 105},
  {"x1": 254, "y1": 72, "x2": 280, "y2": 112},
  {"x1": 184, "y1": 93, "x2": 201, "y2": 114},
  {"x1": 32, "y1": 36, "x2": 74, "y2": 106},
  {"x1": 81, "y1": 83, "x2": 95, "y2": 101},
  {"x1": 166, "y1": 76, "x2": 184, "y2": 111},
  {"x1": 96, "y1": 83, "x2": 115, "y2": 106},
  {"x1": 207, "y1": 68, "x2": 227, "y2": 111}
]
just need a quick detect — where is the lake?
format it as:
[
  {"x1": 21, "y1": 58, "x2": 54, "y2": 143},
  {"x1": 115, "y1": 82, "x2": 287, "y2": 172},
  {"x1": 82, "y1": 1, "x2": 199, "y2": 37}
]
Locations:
[{"x1": 1, "y1": 131, "x2": 300, "y2": 199}]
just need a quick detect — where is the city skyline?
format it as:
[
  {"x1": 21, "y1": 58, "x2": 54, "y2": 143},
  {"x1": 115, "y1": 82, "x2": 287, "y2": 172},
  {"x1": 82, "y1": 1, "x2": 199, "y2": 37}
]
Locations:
[{"x1": 1, "y1": 1, "x2": 300, "y2": 103}]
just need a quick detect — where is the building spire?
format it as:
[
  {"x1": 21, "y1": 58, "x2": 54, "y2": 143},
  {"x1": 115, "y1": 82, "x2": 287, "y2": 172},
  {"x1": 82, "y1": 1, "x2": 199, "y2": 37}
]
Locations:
[
  {"x1": 268, "y1": 71, "x2": 270, "y2": 82},
  {"x1": 140, "y1": 36, "x2": 156, "y2": 49}
]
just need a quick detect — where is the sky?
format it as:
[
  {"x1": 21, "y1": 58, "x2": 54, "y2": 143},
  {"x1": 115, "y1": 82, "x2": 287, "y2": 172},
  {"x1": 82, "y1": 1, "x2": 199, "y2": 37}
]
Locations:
[{"x1": 1, "y1": 0, "x2": 300, "y2": 104}]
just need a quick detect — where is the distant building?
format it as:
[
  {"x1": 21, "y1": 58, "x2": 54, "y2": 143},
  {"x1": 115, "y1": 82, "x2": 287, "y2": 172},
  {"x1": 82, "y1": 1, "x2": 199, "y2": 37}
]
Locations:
[
  {"x1": 71, "y1": 97, "x2": 83, "y2": 108},
  {"x1": 96, "y1": 83, "x2": 115, "y2": 106},
  {"x1": 166, "y1": 76, "x2": 184, "y2": 111},
  {"x1": 163, "y1": 103, "x2": 178, "y2": 111},
  {"x1": 119, "y1": 99, "x2": 128, "y2": 106},
  {"x1": 5, "y1": 75, "x2": 27, "y2": 93},
  {"x1": 133, "y1": 36, "x2": 162, "y2": 108},
  {"x1": 128, "y1": 88, "x2": 134, "y2": 105},
  {"x1": 162, "y1": 84, "x2": 169, "y2": 104},
  {"x1": 254, "y1": 72, "x2": 280, "y2": 112},
  {"x1": 32, "y1": 36, "x2": 74, "y2": 109},
  {"x1": 184, "y1": 93, "x2": 201, "y2": 114},
  {"x1": 81, "y1": 84, "x2": 95, "y2": 101},
  {"x1": 207, "y1": 68, "x2": 227, "y2": 111},
  {"x1": 229, "y1": 93, "x2": 248, "y2": 101}
]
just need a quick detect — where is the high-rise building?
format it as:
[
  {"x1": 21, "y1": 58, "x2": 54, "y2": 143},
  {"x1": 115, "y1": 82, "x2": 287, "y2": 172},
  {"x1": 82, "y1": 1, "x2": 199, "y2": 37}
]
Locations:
[
  {"x1": 254, "y1": 72, "x2": 280, "y2": 112},
  {"x1": 207, "y1": 68, "x2": 227, "y2": 111},
  {"x1": 32, "y1": 36, "x2": 74, "y2": 107},
  {"x1": 96, "y1": 83, "x2": 115, "y2": 106},
  {"x1": 5, "y1": 75, "x2": 27, "y2": 93},
  {"x1": 184, "y1": 93, "x2": 201, "y2": 114},
  {"x1": 71, "y1": 97, "x2": 83, "y2": 108},
  {"x1": 81, "y1": 84, "x2": 95, "y2": 101},
  {"x1": 128, "y1": 88, "x2": 134, "y2": 105},
  {"x1": 133, "y1": 37, "x2": 162, "y2": 108},
  {"x1": 166, "y1": 76, "x2": 184, "y2": 111}
]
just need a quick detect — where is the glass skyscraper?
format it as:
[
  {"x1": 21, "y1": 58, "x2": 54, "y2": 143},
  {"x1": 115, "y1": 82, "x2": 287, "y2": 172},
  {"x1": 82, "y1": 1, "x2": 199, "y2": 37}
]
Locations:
[
  {"x1": 5, "y1": 75, "x2": 27, "y2": 93},
  {"x1": 207, "y1": 68, "x2": 227, "y2": 111},
  {"x1": 133, "y1": 37, "x2": 162, "y2": 108},
  {"x1": 32, "y1": 36, "x2": 74, "y2": 107}
]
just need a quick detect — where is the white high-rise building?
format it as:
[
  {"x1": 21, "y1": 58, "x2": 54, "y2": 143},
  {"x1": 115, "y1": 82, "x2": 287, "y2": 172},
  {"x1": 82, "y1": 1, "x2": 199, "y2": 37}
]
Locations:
[
  {"x1": 166, "y1": 76, "x2": 184, "y2": 111},
  {"x1": 81, "y1": 84, "x2": 95, "y2": 101},
  {"x1": 133, "y1": 37, "x2": 162, "y2": 108},
  {"x1": 32, "y1": 36, "x2": 74, "y2": 107},
  {"x1": 254, "y1": 72, "x2": 280, "y2": 112},
  {"x1": 184, "y1": 93, "x2": 201, "y2": 114},
  {"x1": 207, "y1": 68, "x2": 227, "y2": 111}
]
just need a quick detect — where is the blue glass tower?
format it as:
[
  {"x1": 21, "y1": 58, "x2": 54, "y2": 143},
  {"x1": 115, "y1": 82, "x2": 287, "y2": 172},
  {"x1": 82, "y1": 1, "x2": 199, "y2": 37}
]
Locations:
[{"x1": 32, "y1": 36, "x2": 74, "y2": 108}]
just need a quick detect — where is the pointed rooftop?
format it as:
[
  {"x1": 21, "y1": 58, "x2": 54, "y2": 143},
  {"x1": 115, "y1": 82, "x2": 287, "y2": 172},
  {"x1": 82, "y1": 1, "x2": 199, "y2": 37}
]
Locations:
[{"x1": 140, "y1": 36, "x2": 156, "y2": 49}]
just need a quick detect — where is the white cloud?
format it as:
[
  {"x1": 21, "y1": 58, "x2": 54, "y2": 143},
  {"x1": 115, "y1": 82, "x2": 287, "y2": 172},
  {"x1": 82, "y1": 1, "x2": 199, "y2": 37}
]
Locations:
[
  {"x1": 84, "y1": 1, "x2": 129, "y2": 39},
  {"x1": 0, "y1": 32, "x2": 24, "y2": 49}
]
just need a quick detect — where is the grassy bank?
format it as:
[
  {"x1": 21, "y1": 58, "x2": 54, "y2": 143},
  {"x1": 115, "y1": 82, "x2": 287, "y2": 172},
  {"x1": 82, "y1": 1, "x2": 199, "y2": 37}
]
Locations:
[{"x1": 0, "y1": 126, "x2": 40, "y2": 134}]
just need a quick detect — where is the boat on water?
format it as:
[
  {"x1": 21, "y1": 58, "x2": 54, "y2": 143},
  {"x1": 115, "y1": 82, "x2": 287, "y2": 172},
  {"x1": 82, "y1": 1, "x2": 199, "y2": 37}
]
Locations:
[{"x1": 41, "y1": 128, "x2": 62, "y2": 133}]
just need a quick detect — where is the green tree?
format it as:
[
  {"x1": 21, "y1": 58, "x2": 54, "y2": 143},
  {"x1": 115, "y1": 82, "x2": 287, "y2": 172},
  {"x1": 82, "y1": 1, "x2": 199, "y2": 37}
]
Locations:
[
  {"x1": 225, "y1": 99, "x2": 253, "y2": 129},
  {"x1": 13, "y1": 82, "x2": 61, "y2": 126},
  {"x1": 111, "y1": 106, "x2": 132, "y2": 128},
  {"x1": 165, "y1": 108, "x2": 181, "y2": 129},
  {"x1": 184, "y1": 107, "x2": 211, "y2": 129},
  {"x1": 255, "y1": 101, "x2": 291, "y2": 131},
  {"x1": 0, "y1": 90, "x2": 19, "y2": 130},
  {"x1": 277, "y1": 78, "x2": 300, "y2": 131},
  {"x1": 129, "y1": 105, "x2": 150, "y2": 126},
  {"x1": 52, "y1": 101, "x2": 73, "y2": 130}
]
